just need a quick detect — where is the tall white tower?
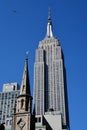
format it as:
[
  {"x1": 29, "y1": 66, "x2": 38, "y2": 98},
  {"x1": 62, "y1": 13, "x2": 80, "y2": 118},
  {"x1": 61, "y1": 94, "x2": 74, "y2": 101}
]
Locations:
[{"x1": 34, "y1": 10, "x2": 69, "y2": 130}]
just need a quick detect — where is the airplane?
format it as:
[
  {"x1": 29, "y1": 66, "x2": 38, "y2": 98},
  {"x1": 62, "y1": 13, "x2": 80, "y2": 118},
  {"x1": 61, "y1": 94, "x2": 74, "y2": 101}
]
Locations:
[{"x1": 12, "y1": 9, "x2": 17, "y2": 13}]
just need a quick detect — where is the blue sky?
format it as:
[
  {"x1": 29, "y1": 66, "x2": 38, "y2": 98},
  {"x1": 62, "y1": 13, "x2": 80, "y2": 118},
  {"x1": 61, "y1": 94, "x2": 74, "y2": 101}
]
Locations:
[{"x1": 0, "y1": 0, "x2": 87, "y2": 130}]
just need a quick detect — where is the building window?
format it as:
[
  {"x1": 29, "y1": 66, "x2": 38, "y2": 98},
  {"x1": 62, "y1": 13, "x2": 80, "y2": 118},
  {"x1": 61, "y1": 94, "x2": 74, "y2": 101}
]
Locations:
[
  {"x1": 21, "y1": 99, "x2": 24, "y2": 109},
  {"x1": 10, "y1": 120, "x2": 12, "y2": 125},
  {"x1": 6, "y1": 120, "x2": 9, "y2": 125},
  {"x1": 36, "y1": 117, "x2": 41, "y2": 123}
]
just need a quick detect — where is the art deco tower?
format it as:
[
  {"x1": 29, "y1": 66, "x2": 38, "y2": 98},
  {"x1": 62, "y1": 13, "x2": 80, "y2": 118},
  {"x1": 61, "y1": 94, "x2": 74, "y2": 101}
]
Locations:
[{"x1": 34, "y1": 11, "x2": 69, "y2": 129}]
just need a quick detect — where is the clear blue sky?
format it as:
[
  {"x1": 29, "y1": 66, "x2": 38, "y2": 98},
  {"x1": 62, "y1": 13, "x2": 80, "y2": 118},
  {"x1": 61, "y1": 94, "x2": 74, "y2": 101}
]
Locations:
[{"x1": 0, "y1": 0, "x2": 87, "y2": 130}]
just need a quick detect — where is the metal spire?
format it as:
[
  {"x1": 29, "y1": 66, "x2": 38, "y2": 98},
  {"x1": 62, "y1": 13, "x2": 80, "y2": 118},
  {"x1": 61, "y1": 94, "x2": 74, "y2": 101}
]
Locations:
[
  {"x1": 48, "y1": 7, "x2": 51, "y2": 21},
  {"x1": 46, "y1": 8, "x2": 53, "y2": 38}
]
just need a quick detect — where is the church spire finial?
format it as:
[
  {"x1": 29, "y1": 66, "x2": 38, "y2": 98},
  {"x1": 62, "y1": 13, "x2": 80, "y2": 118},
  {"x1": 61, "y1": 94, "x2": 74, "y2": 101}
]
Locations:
[
  {"x1": 26, "y1": 51, "x2": 28, "y2": 60},
  {"x1": 25, "y1": 51, "x2": 28, "y2": 66},
  {"x1": 46, "y1": 8, "x2": 53, "y2": 38}
]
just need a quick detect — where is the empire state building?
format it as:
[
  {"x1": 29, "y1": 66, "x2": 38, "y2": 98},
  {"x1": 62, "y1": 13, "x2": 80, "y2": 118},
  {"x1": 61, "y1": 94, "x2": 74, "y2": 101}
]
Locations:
[{"x1": 34, "y1": 11, "x2": 70, "y2": 130}]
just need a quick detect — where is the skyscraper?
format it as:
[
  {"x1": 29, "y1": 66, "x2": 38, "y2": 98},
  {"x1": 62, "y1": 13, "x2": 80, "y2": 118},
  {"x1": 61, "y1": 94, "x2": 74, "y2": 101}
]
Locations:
[
  {"x1": 0, "y1": 82, "x2": 20, "y2": 130},
  {"x1": 34, "y1": 10, "x2": 69, "y2": 130}
]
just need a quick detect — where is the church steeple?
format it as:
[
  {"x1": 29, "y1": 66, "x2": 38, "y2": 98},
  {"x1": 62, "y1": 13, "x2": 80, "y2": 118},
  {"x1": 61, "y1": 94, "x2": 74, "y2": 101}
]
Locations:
[
  {"x1": 20, "y1": 52, "x2": 31, "y2": 96},
  {"x1": 46, "y1": 8, "x2": 53, "y2": 38},
  {"x1": 12, "y1": 54, "x2": 34, "y2": 130},
  {"x1": 16, "y1": 53, "x2": 32, "y2": 113}
]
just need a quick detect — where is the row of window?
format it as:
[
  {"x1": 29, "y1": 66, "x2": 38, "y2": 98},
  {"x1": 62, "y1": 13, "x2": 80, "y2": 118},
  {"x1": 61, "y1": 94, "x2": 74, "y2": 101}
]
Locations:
[{"x1": 0, "y1": 92, "x2": 19, "y2": 99}]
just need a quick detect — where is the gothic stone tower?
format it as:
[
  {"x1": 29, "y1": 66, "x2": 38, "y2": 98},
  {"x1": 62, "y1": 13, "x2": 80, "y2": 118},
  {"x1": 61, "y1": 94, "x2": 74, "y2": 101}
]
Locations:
[{"x1": 12, "y1": 55, "x2": 34, "y2": 130}]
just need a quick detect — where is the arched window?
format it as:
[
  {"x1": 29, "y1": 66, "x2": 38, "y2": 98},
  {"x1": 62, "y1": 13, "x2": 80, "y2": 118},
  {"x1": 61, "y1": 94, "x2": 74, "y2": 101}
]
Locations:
[{"x1": 21, "y1": 99, "x2": 24, "y2": 109}]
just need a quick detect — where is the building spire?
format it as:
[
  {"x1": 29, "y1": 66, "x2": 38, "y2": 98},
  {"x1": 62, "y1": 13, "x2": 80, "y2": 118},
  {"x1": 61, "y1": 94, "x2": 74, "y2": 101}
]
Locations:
[
  {"x1": 20, "y1": 52, "x2": 31, "y2": 96},
  {"x1": 46, "y1": 8, "x2": 53, "y2": 38}
]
